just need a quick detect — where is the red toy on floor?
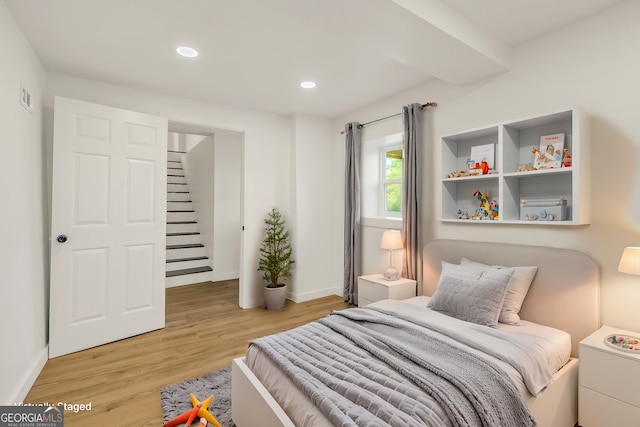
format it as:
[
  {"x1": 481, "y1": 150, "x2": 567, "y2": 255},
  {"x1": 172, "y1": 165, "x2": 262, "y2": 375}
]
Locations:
[{"x1": 164, "y1": 393, "x2": 222, "y2": 427}]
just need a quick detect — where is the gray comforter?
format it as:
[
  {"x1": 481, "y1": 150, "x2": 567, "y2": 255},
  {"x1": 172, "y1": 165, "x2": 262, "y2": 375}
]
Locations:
[{"x1": 250, "y1": 304, "x2": 548, "y2": 427}]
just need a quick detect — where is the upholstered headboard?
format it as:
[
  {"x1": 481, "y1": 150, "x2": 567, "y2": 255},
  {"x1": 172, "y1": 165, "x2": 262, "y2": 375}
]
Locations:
[{"x1": 422, "y1": 239, "x2": 600, "y2": 357}]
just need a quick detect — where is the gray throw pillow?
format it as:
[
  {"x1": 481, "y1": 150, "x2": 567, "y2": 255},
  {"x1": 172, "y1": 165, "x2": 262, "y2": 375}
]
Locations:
[
  {"x1": 428, "y1": 266, "x2": 514, "y2": 327},
  {"x1": 461, "y1": 258, "x2": 538, "y2": 325}
]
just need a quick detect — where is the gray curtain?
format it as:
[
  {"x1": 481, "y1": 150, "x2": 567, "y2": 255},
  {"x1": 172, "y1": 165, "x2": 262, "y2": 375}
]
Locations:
[
  {"x1": 343, "y1": 122, "x2": 362, "y2": 304},
  {"x1": 401, "y1": 104, "x2": 421, "y2": 282}
]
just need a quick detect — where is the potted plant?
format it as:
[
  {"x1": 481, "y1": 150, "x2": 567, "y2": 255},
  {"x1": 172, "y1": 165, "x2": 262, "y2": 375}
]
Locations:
[{"x1": 258, "y1": 208, "x2": 294, "y2": 310}]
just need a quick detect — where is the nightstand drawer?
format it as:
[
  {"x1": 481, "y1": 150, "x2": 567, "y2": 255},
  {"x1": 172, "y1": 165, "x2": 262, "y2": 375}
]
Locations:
[
  {"x1": 359, "y1": 280, "x2": 390, "y2": 302},
  {"x1": 357, "y1": 275, "x2": 416, "y2": 307},
  {"x1": 579, "y1": 386, "x2": 640, "y2": 426},
  {"x1": 580, "y1": 345, "x2": 640, "y2": 407}
]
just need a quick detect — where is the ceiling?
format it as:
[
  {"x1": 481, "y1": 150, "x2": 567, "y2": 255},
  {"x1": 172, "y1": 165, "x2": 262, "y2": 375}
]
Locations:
[{"x1": 5, "y1": 0, "x2": 626, "y2": 118}]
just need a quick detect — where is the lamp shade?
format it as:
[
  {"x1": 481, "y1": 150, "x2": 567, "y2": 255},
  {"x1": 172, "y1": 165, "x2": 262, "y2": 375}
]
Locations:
[
  {"x1": 381, "y1": 230, "x2": 403, "y2": 250},
  {"x1": 618, "y1": 247, "x2": 640, "y2": 276}
]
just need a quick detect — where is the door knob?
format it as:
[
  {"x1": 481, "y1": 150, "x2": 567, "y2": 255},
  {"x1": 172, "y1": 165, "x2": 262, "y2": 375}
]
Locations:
[{"x1": 56, "y1": 234, "x2": 68, "y2": 243}]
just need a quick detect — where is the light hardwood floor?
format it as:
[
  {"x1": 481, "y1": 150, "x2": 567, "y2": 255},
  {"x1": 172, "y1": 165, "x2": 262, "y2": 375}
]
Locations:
[{"x1": 25, "y1": 280, "x2": 350, "y2": 426}]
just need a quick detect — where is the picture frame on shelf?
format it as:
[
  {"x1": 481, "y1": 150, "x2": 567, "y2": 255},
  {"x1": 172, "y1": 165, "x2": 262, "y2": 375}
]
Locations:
[
  {"x1": 533, "y1": 133, "x2": 564, "y2": 170},
  {"x1": 469, "y1": 143, "x2": 495, "y2": 170}
]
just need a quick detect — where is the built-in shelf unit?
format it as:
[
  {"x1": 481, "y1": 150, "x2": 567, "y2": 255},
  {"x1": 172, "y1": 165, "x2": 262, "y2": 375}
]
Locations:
[{"x1": 441, "y1": 107, "x2": 590, "y2": 225}]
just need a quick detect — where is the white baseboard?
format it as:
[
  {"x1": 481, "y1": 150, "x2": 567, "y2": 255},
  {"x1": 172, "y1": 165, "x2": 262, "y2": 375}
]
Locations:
[
  {"x1": 165, "y1": 271, "x2": 239, "y2": 288},
  {"x1": 9, "y1": 345, "x2": 48, "y2": 404},
  {"x1": 210, "y1": 272, "x2": 239, "y2": 282},
  {"x1": 240, "y1": 288, "x2": 343, "y2": 309},
  {"x1": 289, "y1": 286, "x2": 343, "y2": 303}
]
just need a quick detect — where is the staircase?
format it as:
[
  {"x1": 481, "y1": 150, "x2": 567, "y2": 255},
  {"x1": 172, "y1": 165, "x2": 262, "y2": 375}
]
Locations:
[{"x1": 165, "y1": 150, "x2": 213, "y2": 287}]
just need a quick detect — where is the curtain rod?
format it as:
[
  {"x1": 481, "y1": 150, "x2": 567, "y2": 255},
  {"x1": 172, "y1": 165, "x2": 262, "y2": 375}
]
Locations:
[
  {"x1": 341, "y1": 101, "x2": 437, "y2": 134},
  {"x1": 362, "y1": 101, "x2": 437, "y2": 126}
]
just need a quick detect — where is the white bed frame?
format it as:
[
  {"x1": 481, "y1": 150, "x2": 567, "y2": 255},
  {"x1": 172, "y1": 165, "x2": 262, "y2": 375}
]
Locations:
[{"x1": 232, "y1": 239, "x2": 600, "y2": 427}]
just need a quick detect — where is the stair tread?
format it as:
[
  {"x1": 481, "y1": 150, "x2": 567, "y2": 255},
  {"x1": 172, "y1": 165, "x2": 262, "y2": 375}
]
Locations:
[
  {"x1": 166, "y1": 266, "x2": 212, "y2": 277},
  {"x1": 167, "y1": 243, "x2": 204, "y2": 249},
  {"x1": 166, "y1": 256, "x2": 208, "y2": 263}
]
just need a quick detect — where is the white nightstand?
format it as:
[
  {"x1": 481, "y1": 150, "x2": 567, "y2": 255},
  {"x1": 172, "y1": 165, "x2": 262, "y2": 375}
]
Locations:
[
  {"x1": 357, "y1": 274, "x2": 416, "y2": 307},
  {"x1": 579, "y1": 325, "x2": 640, "y2": 426}
]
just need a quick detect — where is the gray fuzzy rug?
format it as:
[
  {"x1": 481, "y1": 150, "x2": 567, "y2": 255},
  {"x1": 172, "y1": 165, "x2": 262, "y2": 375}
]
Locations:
[{"x1": 161, "y1": 366, "x2": 235, "y2": 427}]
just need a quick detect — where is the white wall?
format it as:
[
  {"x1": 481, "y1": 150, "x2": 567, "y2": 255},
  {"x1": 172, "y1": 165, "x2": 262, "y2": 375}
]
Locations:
[
  {"x1": 288, "y1": 115, "x2": 339, "y2": 300},
  {"x1": 183, "y1": 134, "x2": 216, "y2": 269},
  {"x1": 213, "y1": 131, "x2": 242, "y2": 281},
  {"x1": 334, "y1": 0, "x2": 640, "y2": 332},
  {"x1": 0, "y1": 2, "x2": 49, "y2": 404}
]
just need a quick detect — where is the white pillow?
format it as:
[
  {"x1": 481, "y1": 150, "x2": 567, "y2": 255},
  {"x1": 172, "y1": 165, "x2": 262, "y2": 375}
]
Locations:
[
  {"x1": 438, "y1": 261, "x2": 484, "y2": 281},
  {"x1": 460, "y1": 257, "x2": 538, "y2": 325},
  {"x1": 427, "y1": 266, "x2": 513, "y2": 328}
]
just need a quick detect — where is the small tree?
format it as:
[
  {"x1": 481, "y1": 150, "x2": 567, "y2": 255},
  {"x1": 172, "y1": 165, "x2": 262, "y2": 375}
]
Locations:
[{"x1": 258, "y1": 208, "x2": 294, "y2": 288}]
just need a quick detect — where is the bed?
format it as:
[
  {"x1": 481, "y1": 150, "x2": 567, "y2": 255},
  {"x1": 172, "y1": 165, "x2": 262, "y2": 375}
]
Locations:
[{"x1": 232, "y1": 239, "x2": 600, "y2": 427}]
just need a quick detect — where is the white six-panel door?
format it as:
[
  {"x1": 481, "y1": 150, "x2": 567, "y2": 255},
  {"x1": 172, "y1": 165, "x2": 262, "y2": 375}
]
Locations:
[{"x1": 49, "y1": 97, "x2": 167, "y2": 358}]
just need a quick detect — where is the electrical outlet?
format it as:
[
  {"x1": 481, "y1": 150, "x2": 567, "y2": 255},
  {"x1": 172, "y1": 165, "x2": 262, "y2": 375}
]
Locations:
[{"x1": 20, "y1": 81, "x2": 34, "y2": 114}]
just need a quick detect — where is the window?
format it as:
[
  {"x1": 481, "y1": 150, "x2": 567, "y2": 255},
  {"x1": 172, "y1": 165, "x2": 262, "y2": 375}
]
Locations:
[
  {"x1": 380, "y1": 146, "x2": 403, "y2": 217},
  {"x1": 361, "y1": 132, "x2": 403, "y2": 221}
]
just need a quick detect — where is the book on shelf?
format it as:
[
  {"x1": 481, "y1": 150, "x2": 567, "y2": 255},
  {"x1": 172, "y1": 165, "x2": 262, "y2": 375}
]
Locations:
[
  {"x1": 469, "y1": 143, "x2": 495, "y2": 170},
  {"x1": 533, "y1": 133, "x2": 564, "y2": 170}
]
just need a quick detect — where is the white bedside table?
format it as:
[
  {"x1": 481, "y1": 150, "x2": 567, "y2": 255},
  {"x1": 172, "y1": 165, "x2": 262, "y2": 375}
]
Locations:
[
  {"x1": 357, "y1": 274, "x2": 416, "y2": 307},
  {"x1": 579, "y1": 325, "x2": 640, "y2": 426}
]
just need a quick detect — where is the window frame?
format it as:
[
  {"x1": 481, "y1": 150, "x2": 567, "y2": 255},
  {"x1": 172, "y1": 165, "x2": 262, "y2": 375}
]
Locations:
[{"x1": 379, "y1": 144, "x2": 404, "y2": 218}]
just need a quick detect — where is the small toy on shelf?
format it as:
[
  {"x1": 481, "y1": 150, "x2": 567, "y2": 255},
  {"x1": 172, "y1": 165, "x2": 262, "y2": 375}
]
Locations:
[
  {"x1": 472, "y1": 189, "x2": 496, "y2": 220},
  {"x1": 531, "y1": 147, "x2": 542, "y2": 170},
  {"x1": 489, "y1": 199, "x2": 499, "y2": 220},
  {"x1": 480, "y1": 160, "x2": 489, "y2": 174},
  {"x1": 466, "y1": 159, "x2": 476, "y2": 170},
  {"x1": 515, "y1": 163, "x2": 533, "y2": 173},
  {"x1": 562, "y1": 148, "x2": 572, "y2": 167},
  {"x1": 456, "y1": 210, "x2": 469, "y2": 220}
]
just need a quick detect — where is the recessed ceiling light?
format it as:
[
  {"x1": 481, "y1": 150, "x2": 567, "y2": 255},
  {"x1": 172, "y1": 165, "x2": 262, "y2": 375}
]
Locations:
[
  {"x1": 300, "y1": 81, "x2": 316, "y2": 89},
  {"x1": 176, "y1": 46, "x2": 198, "y2": 58}
]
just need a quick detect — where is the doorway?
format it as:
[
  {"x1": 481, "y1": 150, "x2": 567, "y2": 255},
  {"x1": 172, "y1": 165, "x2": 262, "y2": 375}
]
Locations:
[{"x1": 166, "y1": 121, "x2": 244, "y2": 289}]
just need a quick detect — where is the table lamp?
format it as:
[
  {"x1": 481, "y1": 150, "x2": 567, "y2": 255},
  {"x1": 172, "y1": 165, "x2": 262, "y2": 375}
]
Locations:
[
  {"x1": 605, "y1": 247, "x2": 640, "y2": 351},
  {"x1": 619, "y1": 247, "x2": 640, "y2": 276},
  {"x1": 381, "y1": 230, "x2": 403, "y2": 281}
]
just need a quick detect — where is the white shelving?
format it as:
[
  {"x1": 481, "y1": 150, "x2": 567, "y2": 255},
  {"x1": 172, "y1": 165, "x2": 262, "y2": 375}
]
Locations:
[{"x1": 441, "y1": 108, "x2": 590, "y2": 225}]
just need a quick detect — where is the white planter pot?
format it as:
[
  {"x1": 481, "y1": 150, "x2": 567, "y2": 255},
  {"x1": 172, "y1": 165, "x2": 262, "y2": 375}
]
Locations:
[{"x1": 264, "y1": 284, "x2": 287, "y2": 311}]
